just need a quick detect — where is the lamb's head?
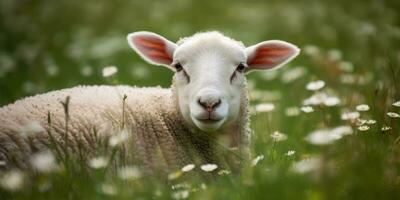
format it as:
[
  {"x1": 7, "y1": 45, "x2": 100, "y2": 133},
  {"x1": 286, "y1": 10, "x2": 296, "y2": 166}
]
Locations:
[{"x1": 127, "y1": 31, "x2": 299, "y2": 132}]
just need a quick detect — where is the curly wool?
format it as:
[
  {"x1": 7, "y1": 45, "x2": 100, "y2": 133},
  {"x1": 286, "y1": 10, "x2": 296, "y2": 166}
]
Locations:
[{"x1": 0, "y1": 81, "x2": 250, "y2": 173}]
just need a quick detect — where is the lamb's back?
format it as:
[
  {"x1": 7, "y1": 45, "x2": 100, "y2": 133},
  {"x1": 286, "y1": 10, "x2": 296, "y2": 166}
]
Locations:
[
  {"x1": 0, "y1": 85, "x2": 172, "y2": 132},
  {"x1": 0, "y1": 85, "x2": 176, "y2": 169}
]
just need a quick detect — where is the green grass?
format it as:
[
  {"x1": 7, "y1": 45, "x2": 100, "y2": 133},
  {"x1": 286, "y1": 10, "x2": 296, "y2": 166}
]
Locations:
[{"x1": 1, "y1": 0, "x2": 400, "y2": 199}]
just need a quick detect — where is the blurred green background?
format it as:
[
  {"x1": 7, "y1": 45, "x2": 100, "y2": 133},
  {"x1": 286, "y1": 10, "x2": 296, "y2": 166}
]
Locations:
[
  {"x1": 1, "y1": 0, "x2": 400, "y2": 199},
  {"x1": 1, "y1": 0, "x2": 399, "y2": 105}
]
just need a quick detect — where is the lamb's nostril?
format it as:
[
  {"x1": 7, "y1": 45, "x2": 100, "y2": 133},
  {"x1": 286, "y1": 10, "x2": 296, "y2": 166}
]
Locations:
[
  {"x1": 198, "y1": 99, "x2": 207, "y2": 109},
  {"x1": 198, "y1": 98, "x2": 221, "y2": 112},
  {"x1": 212, "y1": 99, "x2": 221, "y2": 109}
]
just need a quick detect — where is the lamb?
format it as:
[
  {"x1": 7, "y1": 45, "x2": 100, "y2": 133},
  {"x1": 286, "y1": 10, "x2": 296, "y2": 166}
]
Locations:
[{"x1": 0, "y1": 31, "x2": 299, "y2": 174}]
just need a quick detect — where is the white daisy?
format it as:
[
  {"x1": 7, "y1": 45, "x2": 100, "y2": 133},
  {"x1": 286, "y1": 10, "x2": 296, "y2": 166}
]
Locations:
[
  {"x1": 303, "y1": 93, "x2": 327, "y2": 105},
  {"x1": 102, "y1": 66, "x2": 118, "y2": 77},
  {"x1": 306, "y1": 80, "x2": 325, "y2": 91},
  {"x1": 30, "y1": 151, "x2": 57, "y2": 173},
  {"x1": 323, "y1": 96, "x2": 341, "y2": 107},
  {"x1": 88, "y1": 156, "x2": 108, "y2": 169},
  {"x1": 300, "y1": 106, "x2": 314, "y2": 113},
  {"x1": 392, "y1": 101, "x2": 400, "y2": 107},
  {"x1": 341, "y1": 111, "x2": 360, "y2": 120},
  {"x1": 358, "y1": 125, "x2": 370, "y2": 131},
  {"x1": 255, "y1": 103, "x2": 275, "y2": 113},
  {"x1": 305, "y1": 129, "x2": 338, "y2": 145},
  {"x1": 172, "y1": 190, "x2": 189, "y2": 199},
  {"x1": 291, "y1": 157, "x2": 321, "y2": 174},
  {"x1": 200, "y1": 164, "x2": 218, "y2": 172},
  {"x1": 356, "y1": 104, "x2": 370, "y2": 111},
  {"x1": 381, "y1": 126, "x2": 391, "y2": 131},
  {"x1": 387, "y1": 112, "x2": 400, "y2": 118},
  {"x1": 285, "y1": 150, "x2": 295, "y2": 156},
  {"x1": 331, "y1": 126, "x2": 353, "y2": 137},
  {"x1": 0, "y1": 170, "x2": 25, "y2": 191},
  {"x1": 181, "y1": 164, "x2": 195, "y2": 172},
  {"x1": 305, "y1": 126, "x2": 353, "y2": 146}
]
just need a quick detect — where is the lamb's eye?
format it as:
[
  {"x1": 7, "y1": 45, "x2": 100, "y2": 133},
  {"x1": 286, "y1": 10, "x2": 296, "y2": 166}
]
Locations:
[
  {"x1": 173, "y1": 62, "x2": 190, "y2": 83},
  {"x1": 236, "y1": 63, "x2": 246, "y2": 73},
  {"x1": 174, "y1": 63, "x2": 183, "y2": 72}
]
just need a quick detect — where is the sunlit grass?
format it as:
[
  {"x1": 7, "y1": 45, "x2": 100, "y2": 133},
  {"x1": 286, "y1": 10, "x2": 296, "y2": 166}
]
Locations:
[{"x1": 1, "y1": 45, "x2": 399, "y2": 199}]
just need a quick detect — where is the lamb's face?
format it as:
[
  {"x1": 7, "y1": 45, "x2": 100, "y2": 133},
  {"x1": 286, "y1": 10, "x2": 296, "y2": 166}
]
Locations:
[
  {"x1": 127, "y1": 31, "x2": 300, "y2": 132},
  {"x1": 172, "y1": 35, "x2": 246, "y2": 132}
]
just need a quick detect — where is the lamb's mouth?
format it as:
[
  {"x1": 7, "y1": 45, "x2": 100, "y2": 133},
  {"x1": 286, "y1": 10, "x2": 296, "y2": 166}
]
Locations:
[
  {"x1": 195, "y1": 117, "x2": 224, "y2": 124},
  {"x1": 191, "y1": 116, "x2": 226, "y2": 132}
]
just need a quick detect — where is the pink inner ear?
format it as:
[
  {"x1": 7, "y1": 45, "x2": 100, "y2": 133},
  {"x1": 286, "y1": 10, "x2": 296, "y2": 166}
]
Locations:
[
  {"x1": 248, "y1": 45, "x2": 293, "y2": 66},
  {"x1": 133, "y1": 36, "x2": 173, "y2": 64}
]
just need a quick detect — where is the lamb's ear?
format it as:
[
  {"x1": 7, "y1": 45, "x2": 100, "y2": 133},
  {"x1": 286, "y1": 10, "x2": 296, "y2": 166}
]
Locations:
[
  {"x1": 127, "y1": 31, "x2": 177, "y2": 69},
  {"x1": 245, "y1": 40, "x2": 300, "y2": 72}
]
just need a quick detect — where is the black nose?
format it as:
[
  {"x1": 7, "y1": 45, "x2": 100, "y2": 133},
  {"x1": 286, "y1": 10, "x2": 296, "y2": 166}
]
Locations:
[{"x1": 198, "y1": 98, "x2": 221, "y2": 112}]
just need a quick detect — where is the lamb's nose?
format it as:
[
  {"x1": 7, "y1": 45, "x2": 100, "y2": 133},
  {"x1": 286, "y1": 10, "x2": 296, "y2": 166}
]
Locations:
[{"x1": 198, "y1": 98, "x2": 221, "y2": 112}]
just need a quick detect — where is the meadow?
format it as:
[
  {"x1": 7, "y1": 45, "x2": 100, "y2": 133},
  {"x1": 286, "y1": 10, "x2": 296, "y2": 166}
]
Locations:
[{"x1": 0, "y1": 0, "x2": 400, "y2": 199}]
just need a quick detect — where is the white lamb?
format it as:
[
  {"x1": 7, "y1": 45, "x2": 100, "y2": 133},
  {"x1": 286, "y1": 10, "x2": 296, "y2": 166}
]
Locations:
[{"x1": 0, "y1": 31, "x2": 299, "y2": 173}]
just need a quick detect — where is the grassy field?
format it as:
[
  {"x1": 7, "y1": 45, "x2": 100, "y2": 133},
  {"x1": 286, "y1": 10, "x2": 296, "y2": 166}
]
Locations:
[{"x1": 1, "y1": 0, "x2": 400, "y2": 199}]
